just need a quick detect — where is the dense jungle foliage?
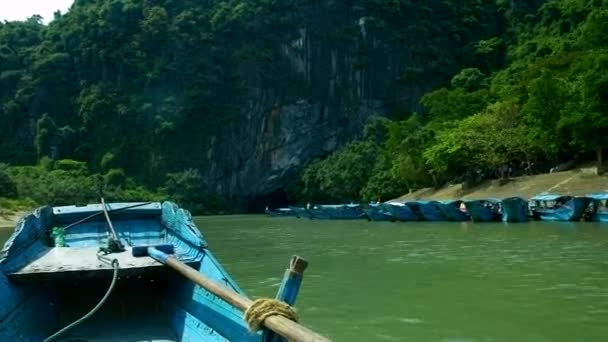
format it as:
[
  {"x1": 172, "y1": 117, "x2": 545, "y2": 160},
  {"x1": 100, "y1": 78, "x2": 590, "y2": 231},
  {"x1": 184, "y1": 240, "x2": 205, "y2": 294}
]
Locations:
[
  {"x1": 297, "y1": 0, "x2": 608, "y2": 203},
  {"x1": 1, "y1": 0, "x2": 607, "y2": 210}
]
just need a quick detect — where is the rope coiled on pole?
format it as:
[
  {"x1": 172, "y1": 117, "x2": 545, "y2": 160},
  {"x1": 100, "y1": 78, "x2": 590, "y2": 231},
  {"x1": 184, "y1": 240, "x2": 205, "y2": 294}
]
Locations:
[{"x1": 244, "y1": 297, "x2": 299, "y2": 332}]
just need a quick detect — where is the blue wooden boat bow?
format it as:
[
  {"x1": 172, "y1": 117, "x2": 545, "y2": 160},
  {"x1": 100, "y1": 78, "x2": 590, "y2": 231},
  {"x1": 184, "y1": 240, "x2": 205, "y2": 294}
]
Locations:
[{"x1": 0, "y1": 201, "x2": 330, "y2": 342}]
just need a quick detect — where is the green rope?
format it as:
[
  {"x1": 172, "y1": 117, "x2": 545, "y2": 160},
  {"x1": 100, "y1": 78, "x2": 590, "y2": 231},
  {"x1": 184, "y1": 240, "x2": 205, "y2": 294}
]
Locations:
[{"x1": 43, "y1": 259, "x2": 120, "y2": 342}]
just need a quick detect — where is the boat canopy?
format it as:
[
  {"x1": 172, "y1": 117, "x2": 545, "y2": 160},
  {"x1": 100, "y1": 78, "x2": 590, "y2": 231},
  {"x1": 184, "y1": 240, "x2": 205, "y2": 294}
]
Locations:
[
  {"x1": 530, "y1": 194, "x2": 570, "y2": 201},
  {"x1": 588, "y1": 193, "x2": 608, "y2": 200},
  {"x1": 464, "y1": 198, "x2": 501, "y2": 204},
  {"x1": 409, "y1": 200, "x2": 438, "y2": 204},
  {"x1": 318, "y1": 203, "x2": 361, "y2": 209},
  {"x1": 439, "y1": 200, "x2": 463, "y2": 205}
]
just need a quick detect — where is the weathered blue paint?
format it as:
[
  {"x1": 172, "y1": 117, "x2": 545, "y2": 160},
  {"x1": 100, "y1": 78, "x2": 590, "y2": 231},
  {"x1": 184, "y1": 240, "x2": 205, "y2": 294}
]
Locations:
[
  {"x1": 405, "y1": 201, "x2": 445, "y2": 221},
  {"x1": 383, "y1": 202, "x2": 418, "y2": 221},
  {"x1": 501, "y1": 197, "x2": 529, "y2": 222},
  {"x1": 265, "y1": 208, "x2": 297, "y2": 217},
  {"x1": 464, "y1": 200, "x2": 501, "y2": 222},
  {"x1": 287, "y1": 207, "x2": 311, "y2": 219},
  {"x1": 264, "y1": 258, "x2": 305, "y2": 342},
  {"x1": 365, "y1": 203, "x2": 395, "y2": 222},
  {"x1": 0, "y1": 201, "x2": 290, "y2": 341},
  {"x1": 437, "y1": 200, "x2": 470, "y2": 221},
  {"x1": 587, "y1": 193, "x2": 608, "y2": 222},
  {"x1": 308, "y1": 204, "x2": 367, "y2": 220},
  {"x1": 530, "y1": 194, "x2": 591, "y2": 221}
]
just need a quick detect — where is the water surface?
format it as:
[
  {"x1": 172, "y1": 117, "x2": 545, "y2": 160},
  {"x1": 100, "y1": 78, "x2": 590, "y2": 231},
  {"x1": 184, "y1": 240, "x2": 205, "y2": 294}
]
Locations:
[
  {"x1": 198, "y1": 216, "x2": 608, "y2": 341},
  {"x1": 2, "y1": 217, "x2": 608, "y2": 341}
]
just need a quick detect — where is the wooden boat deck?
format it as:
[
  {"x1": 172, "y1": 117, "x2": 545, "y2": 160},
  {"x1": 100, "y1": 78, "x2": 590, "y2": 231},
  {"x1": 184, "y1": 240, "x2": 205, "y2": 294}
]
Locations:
[
  {"x1": 6, "y1": 246, "x2": 201, "y2": 283},
  {"x1": 11, "y1": 247, "x2": 162, "y2": 276}
]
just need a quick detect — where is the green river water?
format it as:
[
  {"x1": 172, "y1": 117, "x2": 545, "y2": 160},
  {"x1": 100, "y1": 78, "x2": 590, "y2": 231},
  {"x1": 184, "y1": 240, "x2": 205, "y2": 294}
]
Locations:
[{"x1": 2, "y1": 216, "x2": 608, "y2": 341}]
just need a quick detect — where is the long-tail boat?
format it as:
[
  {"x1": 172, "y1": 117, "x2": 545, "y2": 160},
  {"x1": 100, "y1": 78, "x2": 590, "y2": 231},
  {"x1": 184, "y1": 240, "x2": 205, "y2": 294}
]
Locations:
[
  {"x1": 529, "y1": 193, "x2": 591, "y2": 221},
  {"x1": 405, "y1": 201, "x2": 445, "y2": 221},
  {"x1": 463, "y1": 199, "x2": 501, "y2": 222},
  {"x1": 365, "y1": 203, "x2": 395, "y2": 221},
  {"x1": 265, "y1": 207, "x2": 297, "y2": 217},
  {"x1": 0, "y1": 201, "x2": 329, "y2": 342},
  {"x1": 436, "y1": 200, "x2": 470, "y2": 221},
  {"x1": 587, "y1": 193, "x2": 608, "y2": 222},
  {"x1": 500, "y1": 197, "x2": 529, "y2": 222},
  {"x1": 308, "y1": 204, "x2": 367, "y2": 220},
  {"x1": 382, "y1": 202, "x2": 418, "y2": 221}
]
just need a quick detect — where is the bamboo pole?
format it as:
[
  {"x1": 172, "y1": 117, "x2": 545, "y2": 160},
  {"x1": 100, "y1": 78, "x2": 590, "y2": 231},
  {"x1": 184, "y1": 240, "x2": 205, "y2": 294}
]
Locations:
[{"x1": 163, "y1": 255, "x2": 331, "y2": 342}]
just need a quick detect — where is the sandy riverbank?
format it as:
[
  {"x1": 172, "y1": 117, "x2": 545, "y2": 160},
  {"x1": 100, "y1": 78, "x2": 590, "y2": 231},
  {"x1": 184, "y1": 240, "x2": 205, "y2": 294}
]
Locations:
[
  {"x1": 0, "y1": 211, "x2": 26, "y2": 228},
  {"x1": 392, "y1": 166, "x2": 608, "y2": 202}
]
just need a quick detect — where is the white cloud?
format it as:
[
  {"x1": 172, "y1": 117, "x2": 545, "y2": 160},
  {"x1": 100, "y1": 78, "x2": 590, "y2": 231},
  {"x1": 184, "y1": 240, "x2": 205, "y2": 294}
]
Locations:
[{"x1": 0, "y1": 0, "x2": 74, "y2": 24}]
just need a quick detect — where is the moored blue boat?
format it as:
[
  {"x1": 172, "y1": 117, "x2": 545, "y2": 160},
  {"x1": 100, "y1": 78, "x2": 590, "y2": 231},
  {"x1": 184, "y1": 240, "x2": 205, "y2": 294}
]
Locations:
[
  {"x1": 405, "y1": 201, "x2": 444, "y2": 221},
  {"x1": 464, "y1": 199, "x2": 501, "y2": 222},
  {"x1": 586, "y1": 193, "x2": 608, "y2": 222},
  {"x1": 288, "y1": 206, "x2": 312, "y2": 219},
  {"x1": 383, "y1": 202, "x2": 418, "y2": 221},
  {"x1": 437, "y1": 200, "x2": 470, "y2": 221},
  {"x1": 309, "y1": 204, "x2": 367, "y2": 220},
  {"x1": 265, "y1": 207, "x2": 297, "y2": 217},
  {"x1": 501, "y1": 197, "x2": 529, "y2": 222},
  {"x1": 530, "y1": 194, "x2": 591, "y2": 221},
  {"x1": 365, "y1": 203, "x2": 395, "y2": 221},
  {"x1": 0, "y1": 202, "x2": 326, "y2": 341}
]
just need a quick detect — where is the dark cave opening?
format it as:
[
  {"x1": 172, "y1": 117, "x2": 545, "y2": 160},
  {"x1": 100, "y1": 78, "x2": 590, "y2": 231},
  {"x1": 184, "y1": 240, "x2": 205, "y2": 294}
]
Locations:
[{"x1": 247, "y1": 188, "x2": 291, "y2": 213}]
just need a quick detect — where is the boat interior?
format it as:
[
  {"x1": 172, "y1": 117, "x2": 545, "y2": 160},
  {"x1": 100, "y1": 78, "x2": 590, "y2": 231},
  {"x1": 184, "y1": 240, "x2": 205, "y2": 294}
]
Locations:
[{"x1": 0, "y1": 202, "x2": 257, "y2": 342}]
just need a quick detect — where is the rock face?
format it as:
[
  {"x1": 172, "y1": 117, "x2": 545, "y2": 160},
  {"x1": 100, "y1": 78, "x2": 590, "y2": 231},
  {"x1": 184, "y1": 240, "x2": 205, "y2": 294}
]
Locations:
[{"x1": 204, "y1": 23, "x2": 430, "y2": 210}]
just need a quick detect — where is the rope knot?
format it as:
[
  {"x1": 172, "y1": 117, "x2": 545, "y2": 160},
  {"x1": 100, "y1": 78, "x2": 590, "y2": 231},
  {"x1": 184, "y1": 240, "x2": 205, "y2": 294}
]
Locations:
[{"x1": 244, "y1": 298, "x2": 299, "y2": 332}]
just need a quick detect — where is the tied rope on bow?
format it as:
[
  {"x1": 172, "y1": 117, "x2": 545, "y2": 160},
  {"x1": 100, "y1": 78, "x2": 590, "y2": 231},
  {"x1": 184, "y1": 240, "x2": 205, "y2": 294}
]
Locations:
[{"x1": 244, "y1": 298, "x2": 299, "y2": 332}]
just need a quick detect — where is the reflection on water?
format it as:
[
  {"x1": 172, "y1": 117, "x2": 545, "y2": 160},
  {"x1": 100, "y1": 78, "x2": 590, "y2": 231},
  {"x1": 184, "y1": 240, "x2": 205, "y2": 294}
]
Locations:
[{"x1": 2, "y1": 217, "x2": 608, "y2": 341}]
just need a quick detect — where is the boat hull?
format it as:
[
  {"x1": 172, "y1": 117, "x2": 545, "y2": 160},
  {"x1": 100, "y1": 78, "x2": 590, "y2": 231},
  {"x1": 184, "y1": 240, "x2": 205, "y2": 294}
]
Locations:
[
  {"x1": 464, "y1": 200, "x2": 501, "y2": 222},
  {"x1": 365, "y1": 204, "x2": 396, "y2": 222},
  {"x1": 501, "y1": 197, "x2": 529, "y2": 222},
  {"x1": 309, "y1": 204, "x2": 367, "y2": 220},
  {"x1": 437, "y1": 201, "x2": 470, "y2": 221},
  {"x1": 0, "y1": 202, "x2": 264, "y2": 341},
  {"x1": 533, "y1": 197, "x2": 591, "y2": 221},
  {"x1": 405, "y1": 201, "x2": 444, "y2": 221},
  {"x1": 288, "y1": 206, "x2": 312, "y2": 219},
  {"x1": 265, "y1": 208, "x2": 297, "y2": 217},
  {"x1": 592, "y1": 212, "x2": 608, "y2": 222}
]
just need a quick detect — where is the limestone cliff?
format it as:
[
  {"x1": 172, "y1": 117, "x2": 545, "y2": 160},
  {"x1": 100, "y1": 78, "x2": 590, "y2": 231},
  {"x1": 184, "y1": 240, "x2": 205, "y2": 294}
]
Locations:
[{"x1": 204, "y1": 22, "x2": 430, "y2": 209}]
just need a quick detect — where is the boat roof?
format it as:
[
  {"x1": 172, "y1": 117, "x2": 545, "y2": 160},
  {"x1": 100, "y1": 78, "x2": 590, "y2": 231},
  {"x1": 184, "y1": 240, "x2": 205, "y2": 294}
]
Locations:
[
  {"x1": 439, "y1": 200, "x2": 463, "y2": 205},
  {"x1": 587, "y1": 192, "x2": 608, "y2": 200},
  {"x1": 530, "y1": 193, "x2": 570, "y2": 201},
  {"x1": 318, "y1": 204, "x2": 360, "y2": 208},
  {"x1": 410, "y1": 200, "x2": 432, "y2": 204},
  {"x1": 502, "y1": 196, "x2": 527, "y2": 202}
]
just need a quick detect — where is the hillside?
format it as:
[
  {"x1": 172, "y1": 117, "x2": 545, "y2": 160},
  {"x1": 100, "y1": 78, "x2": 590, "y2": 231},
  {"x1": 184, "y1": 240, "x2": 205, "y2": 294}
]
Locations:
[
  {"x1": 295, "y1": 1, "x2": 608, "y2": 206},
  {"x1": 392, "y1": 166, "x2": 608, "y2": 202}
]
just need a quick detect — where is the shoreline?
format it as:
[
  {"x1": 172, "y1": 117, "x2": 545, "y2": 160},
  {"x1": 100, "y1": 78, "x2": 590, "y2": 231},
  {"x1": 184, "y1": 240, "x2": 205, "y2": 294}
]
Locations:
[
  {"x1": 0, "y1": 211, "x2": 26, "y2": 228},
  {"x1": 392, "y1": 166, "x2": 608, "y2": 202}
]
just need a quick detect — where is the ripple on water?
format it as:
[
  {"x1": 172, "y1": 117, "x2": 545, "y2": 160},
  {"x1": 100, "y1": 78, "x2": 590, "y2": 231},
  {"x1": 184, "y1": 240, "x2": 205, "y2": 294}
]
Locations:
[
  {"x1": 397, "y1": 317, "x2": 425, "y2": 324},
  {"x1": 375, "y1": 333, "x2": 401, "y2": 341},
  {"x1": 258, "y1": 276, "x2": 281, "y2": 284},
  {"x1": 442, "y1": 337, "x2": 477, "y2": 342}
]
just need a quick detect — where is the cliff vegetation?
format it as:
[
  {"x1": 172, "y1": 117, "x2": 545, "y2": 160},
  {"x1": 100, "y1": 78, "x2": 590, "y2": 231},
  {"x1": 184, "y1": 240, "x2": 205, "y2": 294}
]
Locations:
[{"x1": 1, "y1": 0, "x2": 607, "y2": 211}]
